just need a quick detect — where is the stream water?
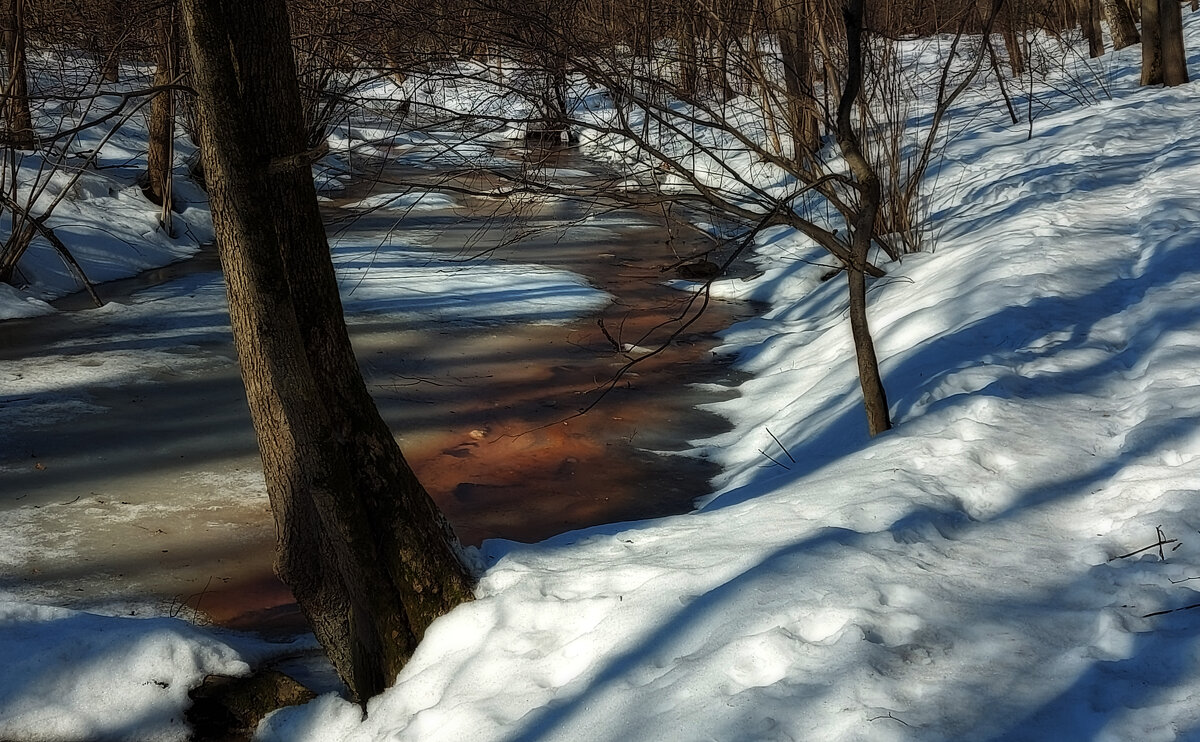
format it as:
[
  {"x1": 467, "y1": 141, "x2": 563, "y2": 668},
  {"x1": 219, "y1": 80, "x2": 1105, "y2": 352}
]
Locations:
[{"x1": 0, "y1": 142, "x2": 756, "y2": 635}]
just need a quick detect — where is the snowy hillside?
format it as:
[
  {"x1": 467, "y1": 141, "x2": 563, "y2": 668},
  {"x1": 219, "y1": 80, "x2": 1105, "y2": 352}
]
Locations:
[{"x1": 3, "y1": 14, "x2": 1200, "y2": 742}]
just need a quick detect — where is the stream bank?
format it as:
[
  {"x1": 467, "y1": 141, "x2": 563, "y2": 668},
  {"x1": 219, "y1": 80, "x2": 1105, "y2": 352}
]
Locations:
[{"x1": 0, "y1": 141, "x2": 758, "y2": 635}]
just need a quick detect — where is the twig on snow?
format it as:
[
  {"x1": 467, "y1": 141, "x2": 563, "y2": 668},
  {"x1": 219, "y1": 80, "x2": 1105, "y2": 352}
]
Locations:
[
  {"x1": 1144, "y1": 602, "x2": 1200, "y2": 619},
  {"x1": 765, "y1": 427, "x2": 795, "y2": 464},
  {"x1": 1109, "y1": 528, "x2": 1178, "y2": 562}
]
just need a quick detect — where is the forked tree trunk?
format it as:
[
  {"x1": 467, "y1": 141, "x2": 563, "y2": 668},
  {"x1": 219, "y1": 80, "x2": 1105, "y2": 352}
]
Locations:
[
  {"x1": 3, "y1": 0, "x2": 34, "y2": 149},
  {"x1": 677, "y1": 5, "x2": 699, "y2": 100},
  {"x1": 1002, "y1": 23, "x2": 1029, "y2": 74},
  {"x1": 178, "y1": 0, "x2": 474, "y2": 703},
  {"x1": 1076, "y1": 0, "x2": 1106, "y2": 58},
  {"x1": 99, "y1": 53, "x2": 119, "y2": 83},
  {"x1": 93, "y1": 2, "x2": 122, "y2": 82}
]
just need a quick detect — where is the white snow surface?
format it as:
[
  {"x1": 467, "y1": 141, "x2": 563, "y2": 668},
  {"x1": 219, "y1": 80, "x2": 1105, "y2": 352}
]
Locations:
[
  {"x1": 0, "y1": 56, "x2": 213, "y2": 311},
  {"x1": 0, "y1": 600, "x2": 311, "y2": 742},
  {"x1": 4, "y1": 17, "x2": 1200, "y2": 742}
]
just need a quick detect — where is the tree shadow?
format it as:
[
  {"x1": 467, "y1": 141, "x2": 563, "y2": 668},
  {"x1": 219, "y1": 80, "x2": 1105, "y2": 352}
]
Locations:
[{"x1": 986, "y1": 597, "x2": 1200, "y2": 741}]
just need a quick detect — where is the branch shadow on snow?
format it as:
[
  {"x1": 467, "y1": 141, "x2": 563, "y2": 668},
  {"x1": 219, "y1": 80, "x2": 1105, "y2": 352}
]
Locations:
[
  {"x1": 484, "y1": 359, "x2": 1200, "y2": 740},
  {"x1": 494, "y1": 476, "x2": 1200, "y2": 742},
  {"x1": 495, "y1": 527, "x2": 865, "y2": 742},
  {"x1": 704, "y1": 138, "x2": 1200, "y2": 514},
  {"x1": 986, "y1": 601, "x2": 1200, "y2": 742}
]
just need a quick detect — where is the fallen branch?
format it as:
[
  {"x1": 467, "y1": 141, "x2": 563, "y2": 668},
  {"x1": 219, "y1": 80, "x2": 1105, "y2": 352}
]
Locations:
[
  {"x1": 1109, "y1": 527, "x2": 1178, "y2": 562},
  {"x1": 0, "y1": 206, "x2": 102, "y2": 306},
  {"x1": 597, "y1": 317, "x2": 623, "y2": 354},
  {"x1": 765, "y1": 427, "x2": 795, "y2": 464},
  {"x1": 757, "y1": 448, "x2": 791, "y2": 470},
  {"x1": 29, "y1": 215, "x2": 102, "y2": 307},
  {"x1": 1144, "y1": 602, "x2": 1200, "y2": 619}
]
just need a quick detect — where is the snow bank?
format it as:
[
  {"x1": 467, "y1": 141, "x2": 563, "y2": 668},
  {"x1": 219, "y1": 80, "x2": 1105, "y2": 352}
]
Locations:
[
  {"x1": 0, "y1": 57, "x2": 212, "y2": 317},
  {"x1": 0, "y1": 601, "x2": 250, "y2": 742},
  {"x1": 260, "y1": 15, "x2": 1200, "y2": 742}
]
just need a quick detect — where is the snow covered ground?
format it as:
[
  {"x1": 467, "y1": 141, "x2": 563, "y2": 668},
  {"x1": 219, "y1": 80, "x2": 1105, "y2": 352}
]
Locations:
[{"x1": 4, "y1": 14, "x2": 1200, "y2": 742}]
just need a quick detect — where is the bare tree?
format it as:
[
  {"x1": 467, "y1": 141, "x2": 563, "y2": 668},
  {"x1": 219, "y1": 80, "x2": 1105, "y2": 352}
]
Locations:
[
  {"x1": 145, "y1": 1, "x2": 178, "y2": 230},
  {"x1": 178, "y1": 0, "x2": 475, "y2": 703},
  {"x1": 838, "y1": 0, "x2": 890, "y2": 434}
]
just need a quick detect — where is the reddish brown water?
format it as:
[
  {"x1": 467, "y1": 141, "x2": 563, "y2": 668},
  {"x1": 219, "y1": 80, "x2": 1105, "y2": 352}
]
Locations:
[{"x1": 0, "y1": 147, "x2": 755, "y2": 635}]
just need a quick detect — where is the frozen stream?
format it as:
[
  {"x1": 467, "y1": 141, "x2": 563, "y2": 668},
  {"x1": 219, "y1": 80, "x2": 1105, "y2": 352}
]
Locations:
[{"x1": 0, "y1": 144, "x2": 755, "y2": 634}]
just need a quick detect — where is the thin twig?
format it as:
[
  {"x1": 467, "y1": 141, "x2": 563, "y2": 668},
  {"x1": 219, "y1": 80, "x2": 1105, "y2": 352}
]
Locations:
[
  {"x1": 765, "y1": 427, "x2": 795, "y2": 464},
  {"x1": 757, "y1": 448, "x2": 792, "y2": 470},
  {"x1": 597, "y1": 317, "x2": 623, "y2": 353},
  {"x1": 1144, "y1": 602, "x2": 1200, "y2": 619},
  {"x1": 1109, "y1": 538, "x2": 1178, "y2": 561}
]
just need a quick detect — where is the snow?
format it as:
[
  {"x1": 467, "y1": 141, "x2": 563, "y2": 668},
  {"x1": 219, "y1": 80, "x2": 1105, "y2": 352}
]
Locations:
[
  {"x1": 0, "y1": 56, "x2": 212, "y2": 308},
  {"x1": 5, "y1": 14, "x2": 1200, "y2": 742},
  {"x1": 0, "y1": 601, "x2": 294, "y2": 742}
]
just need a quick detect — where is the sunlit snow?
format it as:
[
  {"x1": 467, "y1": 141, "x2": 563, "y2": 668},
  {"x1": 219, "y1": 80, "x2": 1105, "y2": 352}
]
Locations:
[{"x1": 3, "y1": 15, "x2": 1200, "y2": 742}]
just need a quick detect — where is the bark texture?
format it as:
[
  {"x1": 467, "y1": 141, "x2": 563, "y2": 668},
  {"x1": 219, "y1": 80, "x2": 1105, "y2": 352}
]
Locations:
[
  {"x1": 146, "y1": 7, "x2": 177, "y2": 216},
  {"x1": 1157, "y1": 0, "x2": 1189, "y2": 86},
  {"x1": 1140, "y1": 0, "x2": 1189, "y2": 86},
  {"x1": 178, "y1": 0, "x2": 474, "y2": 703},
  {"x1": 1140, "y1": 0, "x2": 1162, "y2": 84},
  {"x1": 1076, "y1": 0, "x2": 1106, "y2": 58},
  {"x1": 2, "y1": 0, "x2": 33, "y2": 149},
  {"x1": 1102, "y1": 0, "x2": 1140, "y2": 49},
  {"x1": 776, "y1": 0, "x2": 821, "y2": 162}
]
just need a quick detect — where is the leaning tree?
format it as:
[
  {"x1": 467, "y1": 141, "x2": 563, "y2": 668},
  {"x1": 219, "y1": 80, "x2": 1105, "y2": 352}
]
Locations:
[{"x1": 178, "y1": 0, "x2": 475, "y2": 703}]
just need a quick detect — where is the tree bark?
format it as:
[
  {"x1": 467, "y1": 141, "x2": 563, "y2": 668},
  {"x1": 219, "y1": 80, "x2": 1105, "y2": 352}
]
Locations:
[
  {"x1": 1158, "y1": 0, "x2": 1189, "y2": 85},
  {"x1": 178, "y1": 0, "x2": 474, "y2": 703},
  {"x1": 145, "y1": 6, "x2": 177, "y2": 223},
  {"x1": 1140, "y1": 0, "x2": 1162, "y2": 84},
  {"x1": 676, "y1": 4, "x2": 699, "y2": 100},
  {"x1": 776, "y1": 0, "x2": 820, "y2": 163},
  {"x1": 2, "y1": 0, "x2": 34, "y2": 149},
  {"x1": 1102, "y1": 0, "x2": 1140, "y2": 49},
  {"x1": 1076, "y1": 0, "x2": 1106, "y2": 58}
]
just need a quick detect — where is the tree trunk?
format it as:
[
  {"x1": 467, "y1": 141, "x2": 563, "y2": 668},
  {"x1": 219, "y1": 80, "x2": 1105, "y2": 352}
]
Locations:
[
  {"x1": 1102, "y1": 0, "x2": 1140, "y2": 48},
  {"x1": 1002, "y1": 23, "x2": 1029, "y2": 74},
  {"x1": 677, "y1": 5, "x2": 699, "y2": 101},
  {"x1": 1140, "y1": 0, "x2": 1162, "y2": 84},
  {"x1": 99, "y1": 53, "x2": 119, "y2": 83},
  {"x1": 146, "y1": 6, "x2": 177, "y2": 225},
  {"x1": 2, "y1": 0, "x2": 34, "y2": 149},
  {"x1": 178, "y1": 0, "x2": 474, "y2": 704},
  {"x1": 776, "y1": 0, "x2": 820, "y2": 163},
  {"x1": 1158, "y1": 0, "x2": 1189, "y2": 85},
  {"x1": 837, "y1": 0, "x2": 891, "y2": 436},
  {"x1": 1076, "y1": 0, "x2": 1106, "y2": 58},
  {"x1": 847, "y1": 264, "x2": 890, "y2": 435}
]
